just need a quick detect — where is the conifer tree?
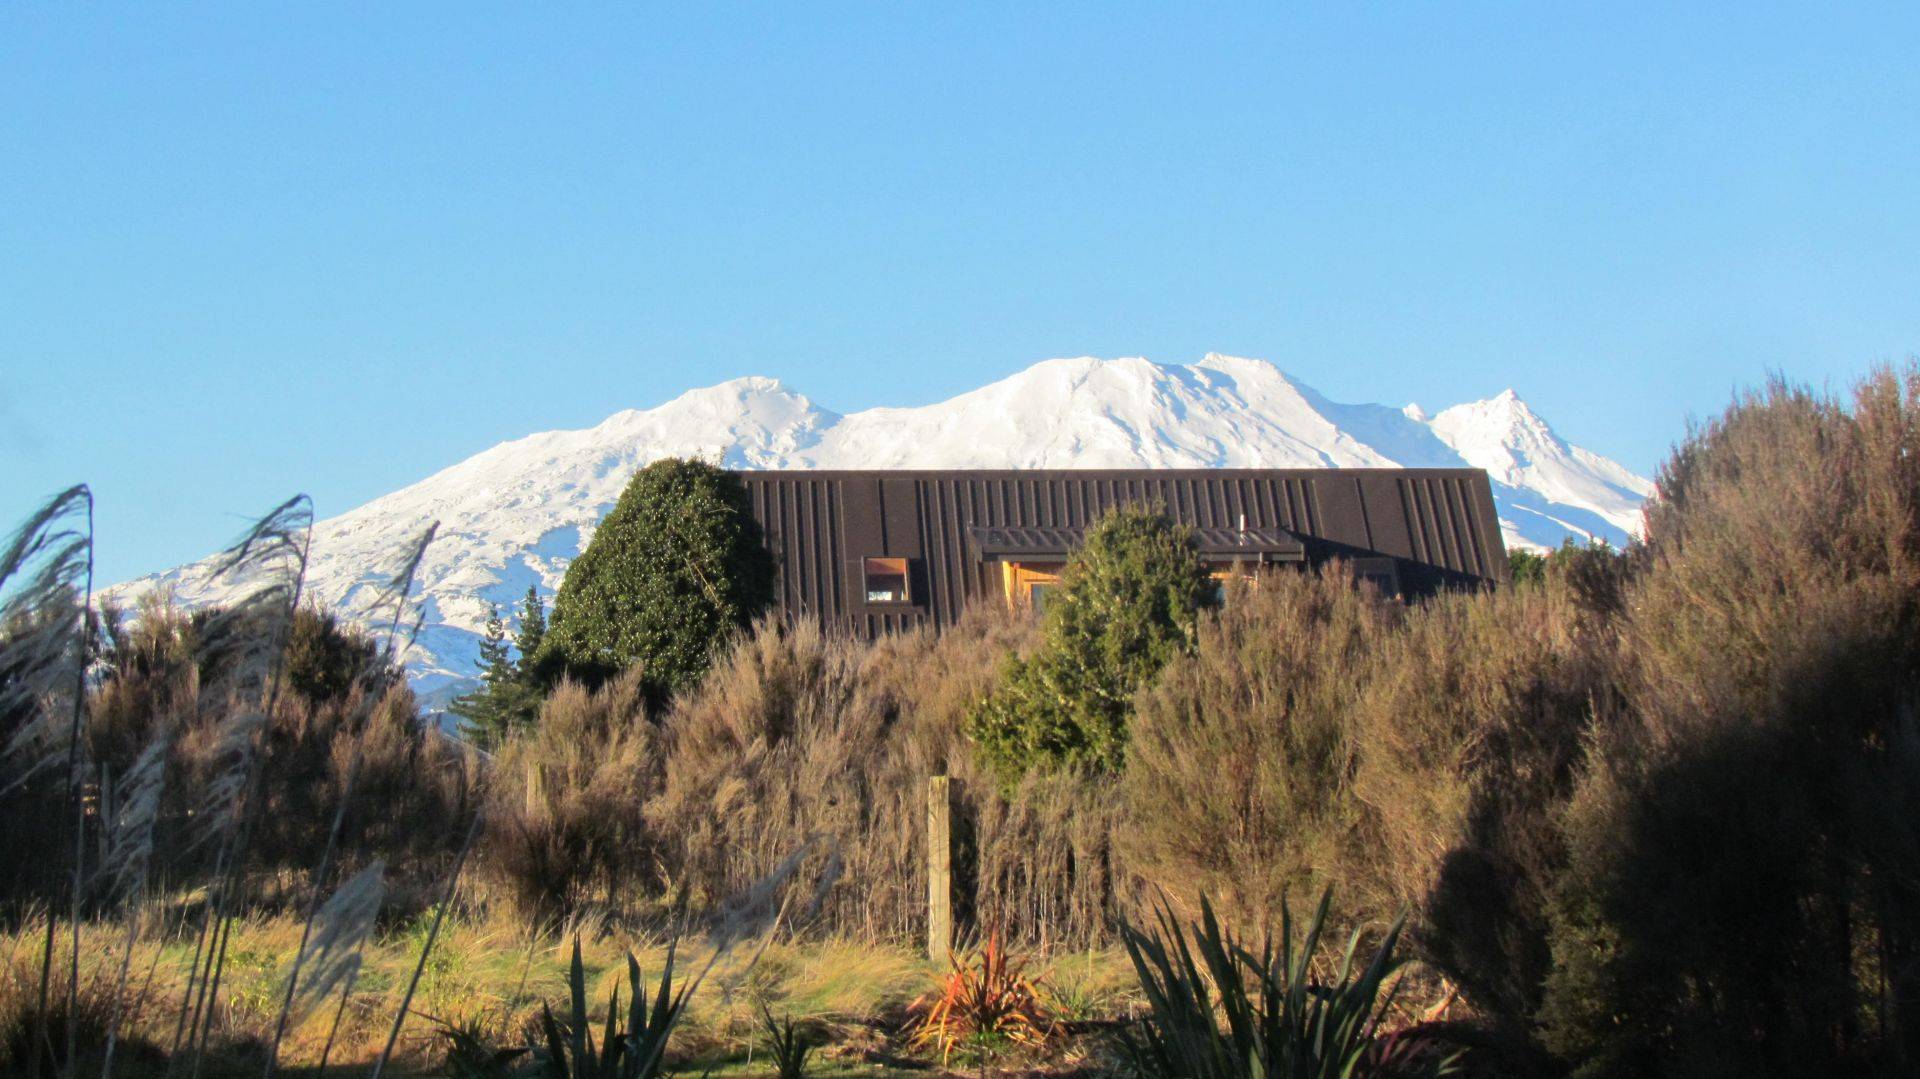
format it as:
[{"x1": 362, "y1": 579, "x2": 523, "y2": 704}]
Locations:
[
  {"x1": 514, "y1": 584, "x2": 546, "y2": 682},
  {"x1": 450, "y1": 603, "x2": 515, "y2": 745},
  {"x1": 449, "y1": 599, "x2": 545, "y2": 747}
]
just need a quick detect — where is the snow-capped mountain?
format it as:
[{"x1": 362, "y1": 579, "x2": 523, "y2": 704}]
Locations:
[{"x1": 111, "y1": 354, "x2": 1653, "y2": 705}]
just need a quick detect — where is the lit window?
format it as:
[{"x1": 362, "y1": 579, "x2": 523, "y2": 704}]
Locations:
[{"x1": 864, "y1": 557, "x2": 910, "y2": 603}]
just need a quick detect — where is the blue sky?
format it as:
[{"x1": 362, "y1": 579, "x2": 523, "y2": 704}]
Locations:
[{"x1": 4, "y1": 4, "x2": 1917, "y2": 584}]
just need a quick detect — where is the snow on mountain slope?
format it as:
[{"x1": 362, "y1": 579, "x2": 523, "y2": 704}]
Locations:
[
  {"x1": 1428, "y1": 390, "x2": 1653, "y2": 544},
  {"x1": 109, "y1": 354, "x2": 1652, "y2": 705},
  {"x1": 809, "y1": 356, "x2": 1399, "y2": 470}
]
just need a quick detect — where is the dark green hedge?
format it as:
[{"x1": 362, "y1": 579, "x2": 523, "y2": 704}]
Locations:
[{"x1": 538, "y1": 458, "x2": 776, "y2": 698}]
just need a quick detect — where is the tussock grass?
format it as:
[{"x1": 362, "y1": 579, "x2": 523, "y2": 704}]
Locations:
[{"x1": 0, "y1": 908, "x2": 1105, "y2": 1074}]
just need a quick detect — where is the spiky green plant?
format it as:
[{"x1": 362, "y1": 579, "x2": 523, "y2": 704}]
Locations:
[
  {"x1": 1118, "y1": 888, "x2": 1455, "y2": 1079},
  {"x1": 432, "y1": 1013, "x2": 532, "y2": 1079},
  {"x1": 760, "y1": 1006, "x2": 815, "y2": 1079},
  {"x1": 535, "y1": 937, "x2": 694, "y2": 1079}
]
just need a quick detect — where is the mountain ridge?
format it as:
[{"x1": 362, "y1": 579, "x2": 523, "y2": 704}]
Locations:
[{"x1": 111, "y1": 354, "x2": 1655, "y2": 705}]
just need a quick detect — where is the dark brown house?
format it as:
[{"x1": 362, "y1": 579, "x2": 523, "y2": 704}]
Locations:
[{"x1": 738, "y1": 469, "x2": 1508, "y2": 638}]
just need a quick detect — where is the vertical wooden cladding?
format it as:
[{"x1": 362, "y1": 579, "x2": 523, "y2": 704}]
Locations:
[
  {"x1": 749, "y1": 475, "x2": 848, "y2": 623},
  {"x1": 1391, "y1": 472, "x2": 1499, "y2": 577},
  {"x1": 740, "y1": 469, "x2": 1507, "y2": 638}
]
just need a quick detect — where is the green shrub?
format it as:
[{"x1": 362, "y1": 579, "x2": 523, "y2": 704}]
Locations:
[
  {"x1": 1507, "y1": 547, "x2": 1547, "y2": 587},
  {"x1": 968, "y1": 504, "x2": 1213, "y2": 781},
  {"x1": 283, "y1": 606, "x2": 390, "y2": 704},
  {"x1": 538, "y1": 458, "x2": 776, "y2": 698}
]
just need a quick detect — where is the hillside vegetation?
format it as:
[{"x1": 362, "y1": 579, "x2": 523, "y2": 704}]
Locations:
[{"x1": 4, "y1": 365, "x2": 1920, "y2": 1076}]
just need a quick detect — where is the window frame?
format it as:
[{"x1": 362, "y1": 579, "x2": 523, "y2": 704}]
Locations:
[
  {"x1": 1352, "y1": 556, "x2": 1402, "y2": 600},
  {"x1": 861, "y1": 556, "x2": 913, "y2": 605}
]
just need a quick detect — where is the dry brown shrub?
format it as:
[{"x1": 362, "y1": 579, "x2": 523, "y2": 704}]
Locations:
[
  {"x1": 1120, "y1": 568, "x2": 1393, "y2": 931},
  {"x1": 866, "y1": 603, "x2": 1127, "y2": 945},
  {"x1": 480, "y1": 670, "x2": 662, "y2": 919},
  {"x1": 89, "y1": 594, "x2": 202, "y2": 768},
  {"x1": 0, "y1": 598, "x2": 471, "y2": 913},
  {"x1": 651, "y1": 615, "x2": 878, "y2": 922},
  {"x1": 967, "y1": 769, "x2": 1127, "y2": 949},
  {"x1": 1121, "y1": 564, "x2": 1601, "y2": 1027},
  {"x1": 1353, "y1": 579, "x2": 1597, "y2": 1025},
  {"x1": 331, "y1": 683, "x2": 481, "y2": 876},
  {"x1": 642, "y1": 603, "x2": 1125, "y2": 945}
]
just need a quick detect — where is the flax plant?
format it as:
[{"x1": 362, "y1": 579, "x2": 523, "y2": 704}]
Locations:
[
  {"x1": 523, "y1": 841, "x2": 838, "y2": 1079},
  {"x1": 1118, "y1": 889, "x2": 1452, "y2": 1079}
]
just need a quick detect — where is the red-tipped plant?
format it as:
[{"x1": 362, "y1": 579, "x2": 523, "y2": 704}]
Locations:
[{"x1": 908, "y1": 931, "x2": 1053, "y2": 1066}]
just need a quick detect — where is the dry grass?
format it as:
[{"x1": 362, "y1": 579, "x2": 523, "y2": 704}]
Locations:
[
  {"x1": 480, "y1": 602, "x2": 1143, "y2": 950},
  {"x1": 0, "y1": 913, "x2": 167, "y2": 1075},
  {"x1": 0, "y1": 905, "x2": 1138, "y2": 1076}
]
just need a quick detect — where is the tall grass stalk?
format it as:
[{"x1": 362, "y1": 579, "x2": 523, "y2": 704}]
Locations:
[
  {"x1": 99, "y1": 735, "x2": 167, "y2": 1079},
  {"x1": 0, "y1": 485, "x2": 94, "y2": 1079},
  {"x1": 288, "y1": 863, "x2": 385, "y2": 1023},
  {"x1": 162, "y1": 495, "x2": 314, "y2": 1078},
  {"x1": 369, "y1": 805, "x2": 485, "y2": 1079},
  {"x1": 312, "y1": 966, "x2": 360, "y2": 1077},
  {"x1": 262, "y1": 523, "x2": 437, "y2": 1078}
]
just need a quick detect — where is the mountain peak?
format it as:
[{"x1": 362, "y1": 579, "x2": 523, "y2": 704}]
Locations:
[
  {"x1": 1436, "y1": 388, "x2": 1554, "y2": 440},
  {"x1": 665, "y1": 374, "x2": 807, "y2": 407}
]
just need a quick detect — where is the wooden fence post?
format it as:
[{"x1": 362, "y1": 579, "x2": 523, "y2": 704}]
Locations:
[{"x1": 927, "y1": 775, "x2": 952, "y2": 962}]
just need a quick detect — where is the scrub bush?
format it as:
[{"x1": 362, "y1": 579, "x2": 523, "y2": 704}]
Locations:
[{"x1": 1541, "y1": 367, "x2": 1920, "y2": 1076}]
